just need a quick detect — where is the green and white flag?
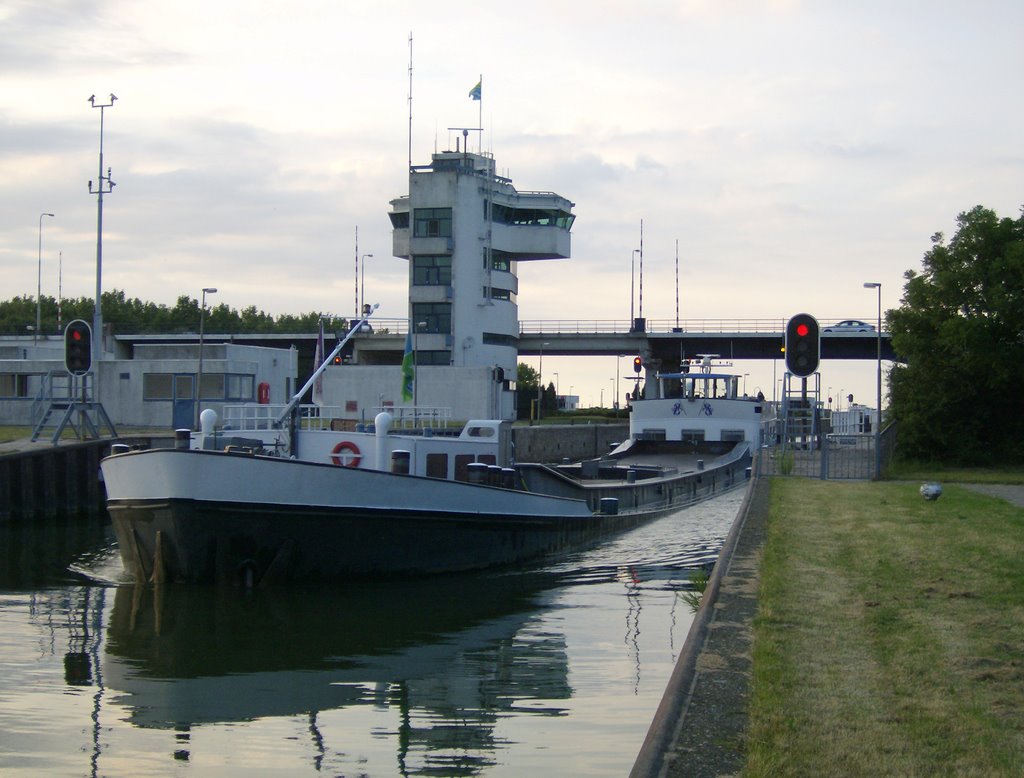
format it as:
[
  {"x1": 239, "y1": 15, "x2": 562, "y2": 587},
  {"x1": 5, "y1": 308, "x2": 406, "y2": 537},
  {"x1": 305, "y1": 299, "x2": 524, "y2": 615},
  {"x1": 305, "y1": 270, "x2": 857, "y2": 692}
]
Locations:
[{"x1": 401, "y1": 332, "x2": 414, "y2": 402}]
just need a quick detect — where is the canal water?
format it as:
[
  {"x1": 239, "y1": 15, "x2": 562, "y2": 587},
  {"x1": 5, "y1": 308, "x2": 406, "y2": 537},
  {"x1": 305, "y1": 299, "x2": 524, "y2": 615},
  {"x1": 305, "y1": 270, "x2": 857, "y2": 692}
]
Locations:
[{"x1": 0, "y1": 489, "x2": 744, "y2": 777}]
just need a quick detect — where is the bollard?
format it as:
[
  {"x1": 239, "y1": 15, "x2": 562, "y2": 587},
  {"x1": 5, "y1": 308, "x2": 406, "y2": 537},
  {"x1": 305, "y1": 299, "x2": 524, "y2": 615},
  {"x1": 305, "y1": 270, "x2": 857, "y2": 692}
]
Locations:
[
  {"x1": 697, "y1": 459, "x2": 704, "y2": 470},
  {"x1": 467, "y1": 462, "x2": 488, "y2": 484},
  {"x1": 175, "y1": 429, "x2": 191, "y2": 450},
  {"x1": 600, "y1": 497, "x2": 619, "y2": 515},
  {"x1": 626, "y1": 469, "x2": 637, "y2": 484},
  {"x1": 391, "y1": 450, "x2": 411, "y2": 475},
  {"x1": 111, "y1": 443, "x2": 130, "y2": 456},
  {"x1": 501, "y1": 468, "x2": 517, "y2": 489}
]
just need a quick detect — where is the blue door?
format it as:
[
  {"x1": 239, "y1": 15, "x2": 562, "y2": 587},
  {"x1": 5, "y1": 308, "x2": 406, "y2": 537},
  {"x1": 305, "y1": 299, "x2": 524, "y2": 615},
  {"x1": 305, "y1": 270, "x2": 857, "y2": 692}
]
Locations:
[{"x1": 172, "y1": 374, "x2": 196, "y2": 430}]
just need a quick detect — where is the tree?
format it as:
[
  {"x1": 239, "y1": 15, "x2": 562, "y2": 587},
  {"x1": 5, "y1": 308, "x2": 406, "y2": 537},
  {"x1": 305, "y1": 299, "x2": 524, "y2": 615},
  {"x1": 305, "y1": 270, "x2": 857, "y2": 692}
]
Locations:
[
  {"x1": 515, "y1": 363, "x2": 539, "y2": 420},
  {"x1": 888, "y1": 205, "x2": 1024, "y2": 464}
]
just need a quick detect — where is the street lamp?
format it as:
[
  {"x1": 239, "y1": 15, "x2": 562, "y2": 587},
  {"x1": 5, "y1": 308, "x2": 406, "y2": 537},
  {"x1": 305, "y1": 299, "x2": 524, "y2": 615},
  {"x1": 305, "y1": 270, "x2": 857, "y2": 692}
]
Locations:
[
  {"x1": 196, "y1": 287, "x2": 217, "y2": 429},
  {"x1": 863, "y1": 282, "x2": 882, "y2": 478},
  {"x1": 36, "y1": 212, "x2": 54, "y2": 345},
  {"x1": 359, "y1": 254, "x2": 373, "y2": 315},
  {"x1": 88, "y1": 93, "x2": 117, "y2": 373}
]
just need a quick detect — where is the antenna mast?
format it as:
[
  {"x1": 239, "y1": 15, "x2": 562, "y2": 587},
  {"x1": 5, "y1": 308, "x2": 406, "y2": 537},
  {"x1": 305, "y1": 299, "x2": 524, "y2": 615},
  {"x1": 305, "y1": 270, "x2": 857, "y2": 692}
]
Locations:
[
  {"x1": 407, "y1": 32, "x2": 413, "y2": 170},
  {"x1": 639, "y1": 218, "x2": 644, "y2": 322},
  {"x1": 675, "y1": 239, "x2": 679, "y2": 329}
]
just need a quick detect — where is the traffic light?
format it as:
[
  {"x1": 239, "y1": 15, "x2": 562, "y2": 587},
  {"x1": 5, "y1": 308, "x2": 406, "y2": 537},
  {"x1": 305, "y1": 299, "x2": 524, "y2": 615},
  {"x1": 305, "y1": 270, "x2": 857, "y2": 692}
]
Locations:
[
  {"x1": 633, "y1": 356, "x2": 642, "y2": 374},
  {"x1": 785, "y1": 313, "x2": 820, "y2": 377},
  {"x1": 64, "y1": 319, "x2": 92, "y2": 375}
]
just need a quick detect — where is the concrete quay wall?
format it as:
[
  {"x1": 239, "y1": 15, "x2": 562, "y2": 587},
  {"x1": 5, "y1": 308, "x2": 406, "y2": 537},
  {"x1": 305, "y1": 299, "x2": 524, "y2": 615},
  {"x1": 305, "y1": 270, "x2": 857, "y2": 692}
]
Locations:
[{"x1": 512, "y1": 423, "x2": 629, "y2": 464}]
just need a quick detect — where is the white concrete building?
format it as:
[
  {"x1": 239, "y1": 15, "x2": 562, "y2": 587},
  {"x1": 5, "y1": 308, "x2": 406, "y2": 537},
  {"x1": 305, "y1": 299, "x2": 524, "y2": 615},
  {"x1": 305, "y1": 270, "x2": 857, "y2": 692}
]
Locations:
[
  {"x1": 0, "y1": 337, "x2": 297, "y2": 431},
  {"x1": 330, "y1": 146, "x2": 575, "y2": 421}
]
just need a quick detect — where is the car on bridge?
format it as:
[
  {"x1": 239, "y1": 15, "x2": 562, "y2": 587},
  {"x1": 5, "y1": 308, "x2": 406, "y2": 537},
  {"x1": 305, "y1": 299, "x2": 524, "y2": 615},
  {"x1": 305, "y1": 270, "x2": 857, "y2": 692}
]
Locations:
[{"x1": 824, "y1": 319, "x2": 875, "y2": 333}]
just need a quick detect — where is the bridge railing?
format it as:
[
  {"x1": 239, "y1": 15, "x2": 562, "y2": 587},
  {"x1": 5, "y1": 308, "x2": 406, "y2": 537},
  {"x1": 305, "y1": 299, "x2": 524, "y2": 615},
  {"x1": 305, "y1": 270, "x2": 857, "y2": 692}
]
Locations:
[
  {"x1": 360, "y1": 317, "x2": 875, "y2": 336},
  {"x1": 518, "y1": 318, "x2": 790, "y2": 335}
]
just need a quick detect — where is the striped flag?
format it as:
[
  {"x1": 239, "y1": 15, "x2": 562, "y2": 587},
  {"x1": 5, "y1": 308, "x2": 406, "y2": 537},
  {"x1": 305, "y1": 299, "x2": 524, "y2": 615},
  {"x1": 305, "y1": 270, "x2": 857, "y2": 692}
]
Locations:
[
  {"x1": 401, "y1": 332, "x2": 414, "y2": 402},
  {"x1": 468, "y1": 80, "x2": 481, "y2": 101}
]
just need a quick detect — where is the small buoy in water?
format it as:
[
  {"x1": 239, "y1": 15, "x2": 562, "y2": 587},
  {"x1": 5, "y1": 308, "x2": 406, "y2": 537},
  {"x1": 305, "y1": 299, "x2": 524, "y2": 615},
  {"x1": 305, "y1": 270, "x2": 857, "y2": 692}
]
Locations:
[{"x1": 920, "y1": 483, "x2": 942, "y2": 501}]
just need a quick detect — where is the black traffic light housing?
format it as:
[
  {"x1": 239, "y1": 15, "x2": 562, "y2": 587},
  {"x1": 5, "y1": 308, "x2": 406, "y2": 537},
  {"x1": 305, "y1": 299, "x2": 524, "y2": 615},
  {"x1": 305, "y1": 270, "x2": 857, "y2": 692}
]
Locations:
[
  {"x1": 785, "y1": 313, "x2": 820, "y2": 377},
  {"x1": 633, "y1": 356, "x2": 642, "y2": 374},
  {"x1": 64, "y1": 319, "x2": 92, "y2": 375}
]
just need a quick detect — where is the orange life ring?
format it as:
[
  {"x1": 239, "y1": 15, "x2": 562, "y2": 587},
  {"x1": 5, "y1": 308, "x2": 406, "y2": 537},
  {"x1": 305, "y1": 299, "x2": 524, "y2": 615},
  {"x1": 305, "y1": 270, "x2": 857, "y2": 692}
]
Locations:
[{"x1": 330, "y1": 441, "x2": 361, "y2": 468}]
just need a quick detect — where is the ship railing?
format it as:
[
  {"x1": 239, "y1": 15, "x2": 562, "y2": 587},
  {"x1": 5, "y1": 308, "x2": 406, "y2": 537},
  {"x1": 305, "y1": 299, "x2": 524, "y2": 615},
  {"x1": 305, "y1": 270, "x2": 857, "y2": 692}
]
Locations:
[
  {"x1": 378, "y1": 406, "x2": 454, "y2": 429},
  {"x1": 221, "y1": 403, "x2": 340, "y2": 431},
  {"x1": 221, "y1": 403, "x2": 455, "y2": 432}
]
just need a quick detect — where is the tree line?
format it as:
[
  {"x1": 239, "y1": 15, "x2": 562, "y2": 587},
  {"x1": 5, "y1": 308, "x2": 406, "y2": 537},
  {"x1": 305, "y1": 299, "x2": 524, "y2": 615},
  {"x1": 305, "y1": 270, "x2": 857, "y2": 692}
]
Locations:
[{"x1": 0, "y1": 290, "x2": 351, "y2": 337}]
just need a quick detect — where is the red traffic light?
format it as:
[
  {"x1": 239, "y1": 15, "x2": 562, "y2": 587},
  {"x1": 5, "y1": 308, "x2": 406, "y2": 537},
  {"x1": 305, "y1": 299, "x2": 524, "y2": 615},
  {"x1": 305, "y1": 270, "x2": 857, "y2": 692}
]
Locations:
[
  {"x1": 785, "y1": 313, "x2": 820, "y2": 377},
  {"x1": 64, "y1": 319, "x2": 93, "y2": 375}
]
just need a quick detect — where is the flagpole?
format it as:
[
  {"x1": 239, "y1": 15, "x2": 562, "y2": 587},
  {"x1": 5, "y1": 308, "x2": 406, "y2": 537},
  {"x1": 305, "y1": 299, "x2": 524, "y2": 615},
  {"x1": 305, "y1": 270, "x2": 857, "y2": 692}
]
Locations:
[{"x1": 478, "y1": 73, "x2": 482, "y2": 152}]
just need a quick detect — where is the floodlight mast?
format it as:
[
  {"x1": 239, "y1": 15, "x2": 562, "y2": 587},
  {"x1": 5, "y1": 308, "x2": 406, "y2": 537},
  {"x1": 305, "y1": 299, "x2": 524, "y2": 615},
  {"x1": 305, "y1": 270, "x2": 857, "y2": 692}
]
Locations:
[{"x1": 88, "y1": 93, "x2": 117, "y2": 386}]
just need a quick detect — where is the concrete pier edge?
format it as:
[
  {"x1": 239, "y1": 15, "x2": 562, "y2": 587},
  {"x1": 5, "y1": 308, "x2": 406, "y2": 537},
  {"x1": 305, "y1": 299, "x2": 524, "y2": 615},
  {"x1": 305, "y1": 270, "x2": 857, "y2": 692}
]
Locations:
[{"x1": 630, "y1": 468, "x2": 766, "y2": 777}]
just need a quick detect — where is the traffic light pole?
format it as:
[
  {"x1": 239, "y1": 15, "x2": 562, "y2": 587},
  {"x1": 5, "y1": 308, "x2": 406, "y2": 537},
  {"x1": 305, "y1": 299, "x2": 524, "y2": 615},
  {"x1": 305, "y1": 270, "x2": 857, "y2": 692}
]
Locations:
[{"x1": 30, "y1": 321, "x2": 117, "y2": 443}]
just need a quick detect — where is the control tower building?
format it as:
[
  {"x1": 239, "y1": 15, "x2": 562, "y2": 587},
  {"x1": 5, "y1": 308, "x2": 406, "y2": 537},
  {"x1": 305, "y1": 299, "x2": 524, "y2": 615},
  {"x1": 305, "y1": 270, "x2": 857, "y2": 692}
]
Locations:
[{"x1": 384, "y1": 143, "x2": 576, "y2": 420}]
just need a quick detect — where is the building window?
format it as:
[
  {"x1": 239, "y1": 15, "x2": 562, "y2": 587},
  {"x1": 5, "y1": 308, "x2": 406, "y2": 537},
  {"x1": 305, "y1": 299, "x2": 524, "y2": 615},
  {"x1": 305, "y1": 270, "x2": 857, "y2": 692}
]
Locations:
[
  {"x1": 491, "y1": 203, "x2": 575, "y2": 229},
  {"x1": 482, "y1": 332, "x2": 518, "y2": 348},
  {"x1": 483, "y1": 249, "x2": 513, "y2": 272},
  {"x1": 225, "y1": 374, "x2": 255, "y2": 401},
  {"x1": 199, "y1": 373, "x2": 224, "y2": 400},
  {"x1": 0, "y1": 373, "x2": 31, "y2": 398},
  {"x1": 413, "y1": 254, "x2": 452, "y2": 286},
  {"x1": 389, "y1": 211, "x2": 410, "y2": 229},
  {"x1": 143, "y1": 373, "x2": 174, "y2": 400},
  {"x1": 412, "y1": 303, "x2": 451, "y2": 334},
  {"x1": 487, "y1": 287, "x2": 515, "y2": 302},
  {"x1": 413, "y1": 207, "x2": 452, "y2": 238},
  {"x1": 417, "y1": 350, "x2": 452, "y2": 366}
]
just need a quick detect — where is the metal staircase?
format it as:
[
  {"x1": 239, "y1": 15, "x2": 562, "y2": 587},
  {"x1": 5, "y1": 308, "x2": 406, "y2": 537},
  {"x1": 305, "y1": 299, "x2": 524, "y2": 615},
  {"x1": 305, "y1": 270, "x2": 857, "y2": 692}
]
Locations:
[{"x1": 30, "y1": 370, "x2": 117, "y2": 444}]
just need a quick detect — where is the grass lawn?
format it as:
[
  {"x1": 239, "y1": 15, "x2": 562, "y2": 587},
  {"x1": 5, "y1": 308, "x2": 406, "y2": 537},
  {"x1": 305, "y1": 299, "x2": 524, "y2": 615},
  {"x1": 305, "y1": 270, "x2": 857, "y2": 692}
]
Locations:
[{"x1": 746, "y1": 478, "x2": 1024, "y2": 776}]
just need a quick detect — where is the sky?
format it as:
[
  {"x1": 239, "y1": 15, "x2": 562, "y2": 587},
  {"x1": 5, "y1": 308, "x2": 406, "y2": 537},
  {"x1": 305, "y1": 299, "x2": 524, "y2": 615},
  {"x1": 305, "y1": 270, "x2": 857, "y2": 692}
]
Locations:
[{"x1": 2, "y1": 0, "x2": 1021, "y2": 409}]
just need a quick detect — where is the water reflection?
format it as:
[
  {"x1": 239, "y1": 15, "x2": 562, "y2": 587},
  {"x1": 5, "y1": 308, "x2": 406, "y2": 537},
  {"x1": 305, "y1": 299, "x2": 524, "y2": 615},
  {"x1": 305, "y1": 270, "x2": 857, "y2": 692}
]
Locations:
[
  {"x1": 104, "y1": 574, "x2": 567, "y2": 773},
  {"x1": 0, "y1": 490, "x2": 744, "y2": 777},
  {"x1": 0, "y1": 519, "x2": 114, "y2": 589}
]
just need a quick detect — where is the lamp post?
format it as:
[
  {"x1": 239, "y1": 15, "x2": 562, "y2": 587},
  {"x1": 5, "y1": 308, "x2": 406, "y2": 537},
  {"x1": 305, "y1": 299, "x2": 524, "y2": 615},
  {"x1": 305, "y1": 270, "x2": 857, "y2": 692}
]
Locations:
[
  {"x1": 196, "y1": 287, "x2": 217, "y2": 429},
  {"x1": 863, "y1": 282, "x2": 882, "y2": 478},
  {"x1": 36, "y1": 212, "x2": 54, "y2": 345},
  {"x1": 359, "y1": 254, "x2": 373, "y2": 316},
  {"x1": 88, "y1": 93, "x2": 117, "y2": 373}
]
